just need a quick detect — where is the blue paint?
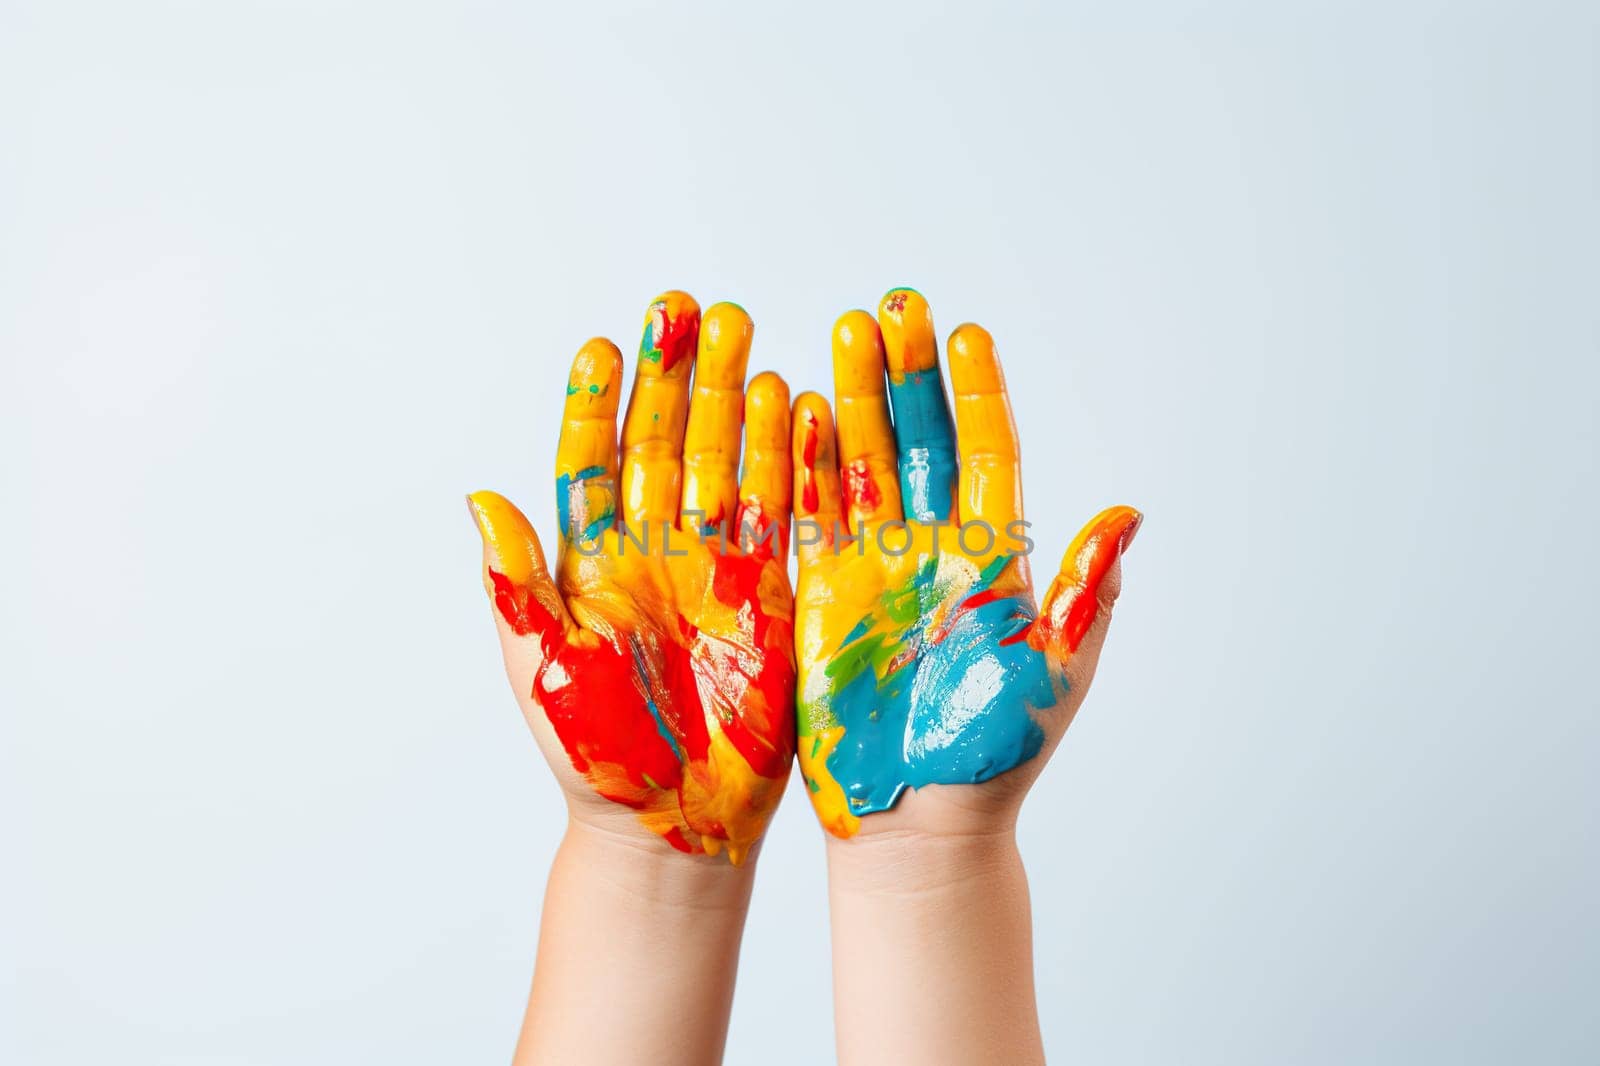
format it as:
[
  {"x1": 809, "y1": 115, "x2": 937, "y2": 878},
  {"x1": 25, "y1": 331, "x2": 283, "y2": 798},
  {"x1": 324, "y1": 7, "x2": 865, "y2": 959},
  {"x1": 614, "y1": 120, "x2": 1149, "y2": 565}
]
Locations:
[
  {"x1": 630, "y1": 639, "x2": 685, "y2": 764},
  {"x1": 887, "y1": 370, "x2": 957, "y2": 521},
  {"x1": 819, "y1": 554, "x2": 1060, "y2": 815},
  {"x1": 555, "y1": 464, "x2": 613, "y2": 541}
]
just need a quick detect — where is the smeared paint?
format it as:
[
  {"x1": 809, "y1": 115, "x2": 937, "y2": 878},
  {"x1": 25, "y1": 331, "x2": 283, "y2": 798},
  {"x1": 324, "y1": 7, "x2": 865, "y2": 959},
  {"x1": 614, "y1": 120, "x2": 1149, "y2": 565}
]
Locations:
[
  {"x1": 798, "y1": 409, "x2": 821, "y2": 515},
  {"x1": 639, "y1": 296, "x2": 699, "y2": 373},
  {"x1": 798, "y1": 551, "x2": 1058, "y2": 832},
  {"x1": 555, "y1": 464, "x2": 615, "y2": 543},
  {"x1": 1036, "y1": 505, "x2": 1142, "y2": 654},
  {"x1": 842, "y1": 459, "x2": 883, "y2": 517},
  {"x1": 472, "y1": 488, "x2": 794, "y2": 866},
  {"x1": 886, "y1": 368, "x2": 957, "y2": 521}
]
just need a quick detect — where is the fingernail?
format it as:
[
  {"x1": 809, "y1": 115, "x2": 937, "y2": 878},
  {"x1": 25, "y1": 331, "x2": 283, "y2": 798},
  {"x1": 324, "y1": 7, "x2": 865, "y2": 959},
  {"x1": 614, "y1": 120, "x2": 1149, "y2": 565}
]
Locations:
[{"x1": 1118, "y1": 509, "x2": 1144, "y2": 555}]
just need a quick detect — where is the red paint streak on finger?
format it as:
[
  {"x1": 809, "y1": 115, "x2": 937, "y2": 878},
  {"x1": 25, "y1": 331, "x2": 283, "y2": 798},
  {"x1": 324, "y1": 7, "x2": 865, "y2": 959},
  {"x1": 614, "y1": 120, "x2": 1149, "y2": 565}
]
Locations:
[
  {"x1": 663, "y1": 826, "x2": 695, "y2": 854},
  {"x1": 842, "y1": 459, "x2": 882, "y2": 516},
  {"x1": 488, "y1": 568, "x2": 558, "y2": 642},
  {"x1": 1046, "y1": 509, "x2": 1142, "y2": 653},
  {"x1": 734, "y1": 499, "x2": 785, "y2": 560},
  {"x1": 799, "y1": 411, "x2": 820, "y2": 514},
  {"x1": 652, "y1": 304, "x2": 700, "y2": 374}
]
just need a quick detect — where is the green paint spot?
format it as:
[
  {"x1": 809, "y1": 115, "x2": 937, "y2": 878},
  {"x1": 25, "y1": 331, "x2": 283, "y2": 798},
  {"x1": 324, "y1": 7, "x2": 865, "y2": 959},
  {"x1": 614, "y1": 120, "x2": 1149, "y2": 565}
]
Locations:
[
  {"x1": 825, "y1": 630, "x2": 889, "y2": 684},
  {"x1": 589, "y1": 383, "x2": 601, "y2": 394},
  {"x1": 641, "y1": 772, "x2": 660, "y2": 790},
  {"x1": 807, "y1": 777, "x2": 820, "y2": 793},
  {"x1": 653, "y1": 412, "x2": 660, "y2": 421}
]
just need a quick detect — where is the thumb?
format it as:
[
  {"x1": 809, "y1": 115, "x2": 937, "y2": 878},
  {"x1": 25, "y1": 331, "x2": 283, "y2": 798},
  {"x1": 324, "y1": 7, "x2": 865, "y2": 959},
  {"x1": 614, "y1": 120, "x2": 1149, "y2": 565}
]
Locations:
[
  {"x1": 1035, "y1": 505, "x2": 1142, "y2": 658},
  {"x1": 466, "y1": 490, "x2": 571, "y2": 648}
]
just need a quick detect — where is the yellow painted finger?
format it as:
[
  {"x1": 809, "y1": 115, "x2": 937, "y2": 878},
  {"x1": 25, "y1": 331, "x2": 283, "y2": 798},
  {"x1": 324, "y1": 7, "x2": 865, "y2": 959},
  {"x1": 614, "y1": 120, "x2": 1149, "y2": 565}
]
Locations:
[
  {"x1": 792, "y1": 391, "x2": 844, "y2": 569},
  {"x1": 620, "y1": 290, "x2": 701, "y2": 530},
  {"x1": 831, "y1": 310, "x2": 903, "y2": 535},
  {"x1": 466, "y1": 490, "x2": 572, "y2": 644},
  {"x1": 554, "y1": 338, "x2": 623, "y2": 545},
  {"x1": 947, "y1": 323, "x2": 1023, "y2": 534},
  {"x1": 735, "y1": 371, "x2": 791, "y2": 560},
  {"x1": 680, "y1": 302, "x2": 752, "y2": 535},
  {"x1": 877, "y1": 288, "x2": 957, "y2": 522}
]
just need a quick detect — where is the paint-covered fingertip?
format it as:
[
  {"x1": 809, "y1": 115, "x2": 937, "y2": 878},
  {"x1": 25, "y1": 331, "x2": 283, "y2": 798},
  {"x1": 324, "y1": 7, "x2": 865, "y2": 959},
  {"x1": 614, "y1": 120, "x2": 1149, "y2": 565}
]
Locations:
[
  {"x1": 791, "y1": 390, "x2": 835, "y2": 431},
  {"x1": 638, "y1": 290, "x2": 702, "y2": 375},
  {"x1": 566, "y1": 338, "x2": 623, "y2": 403},
  {"x1": 832, "y1": 309, "x2": 887, "y2": 389},
  {"x1": 947, "y1": 322, "x2": 996, "y2": 361},
  {"x1": 647, "y1": 289, "x2": 701, "y2": 314},
  {"x1": 947, "y1": 322, "x2": 1007, "y2": 393},
  {"x1": 1040, "y1": 504, "x2": 1143, "y2": 653},
  {"x1": 876, "y1": 287, "x2": 937, "y2": 374},
  {"x1": 701, "y1": 301, "x2": 754, "y2": 352},
  {"x1": 747, "y1": 369, "x2": 790, "y2": 411},
  {"x1": 466, "y1": 489, "x2": 510, "y2": 530},
  {"x1": 465, "y1": 490, "x2": 540, "y2": 586},
  {"x1": 1096, "y1": 505, "x2": 1143, "y2": 555}
]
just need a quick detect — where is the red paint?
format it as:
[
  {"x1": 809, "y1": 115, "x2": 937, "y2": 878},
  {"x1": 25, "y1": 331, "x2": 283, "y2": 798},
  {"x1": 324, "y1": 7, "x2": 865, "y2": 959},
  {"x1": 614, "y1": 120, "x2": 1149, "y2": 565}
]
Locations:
[
  {"x1": 1041, "y1": 509, "x2": 1141, "y2": 653},
  {"x1": 534, "y1": 623, "x2": 688, "y2": 805},
  {"x1": 843, "y1": 459, "x2": 882, "y2": 516},
  {"x1": 503, "y1": 553, "x2": 793, "y2": 821},
  {"x1": 650, "y1": 302, "x2": 699, "y2": 374},
  {"x1": 488, "y1": 568, "x2": 558, "y2": 641},
  {"x1": 696, "y1": 552, "x2": 796, "y2": 779},
  {"x1": 963, "y1": 587, "x2": 1002, "y2": 611},
  {"x1": 800, "y1": 412, "x2": 820, "y2": 514},
  {"x1": 733, "y1": 499, "x2": 786, "y2": 560},
  {"x1": 490, "y1": 521, "x2": 794, "y2": 855}
]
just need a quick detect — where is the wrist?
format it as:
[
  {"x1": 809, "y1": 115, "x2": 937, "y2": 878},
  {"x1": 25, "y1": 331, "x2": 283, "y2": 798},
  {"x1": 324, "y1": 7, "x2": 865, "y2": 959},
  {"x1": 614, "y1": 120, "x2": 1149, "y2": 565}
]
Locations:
[
  {"x1": 557, "y1": 816, "x2": 757, "y2": 917},
  {"x1": 824, "y1": 823, "x2": 1022, "y2": 899}
]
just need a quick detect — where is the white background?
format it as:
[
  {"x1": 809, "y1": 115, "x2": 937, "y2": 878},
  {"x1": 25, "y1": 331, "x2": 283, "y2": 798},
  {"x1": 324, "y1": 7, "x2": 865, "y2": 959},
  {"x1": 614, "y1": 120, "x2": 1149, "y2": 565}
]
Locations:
[{"x1": 3, "y1": 2, "x2": 1597, "y2": 1063}]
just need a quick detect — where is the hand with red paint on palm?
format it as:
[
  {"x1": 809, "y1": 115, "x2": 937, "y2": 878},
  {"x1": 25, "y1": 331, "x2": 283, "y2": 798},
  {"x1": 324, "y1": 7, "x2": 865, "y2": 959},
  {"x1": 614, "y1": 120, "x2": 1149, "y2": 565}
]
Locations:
[
  {"x1": 469, "y1": 293, "x2": 796, "y2": 867},
  {"x1": 468, "y1": 294, "x2": 796, "y2": 1066}
]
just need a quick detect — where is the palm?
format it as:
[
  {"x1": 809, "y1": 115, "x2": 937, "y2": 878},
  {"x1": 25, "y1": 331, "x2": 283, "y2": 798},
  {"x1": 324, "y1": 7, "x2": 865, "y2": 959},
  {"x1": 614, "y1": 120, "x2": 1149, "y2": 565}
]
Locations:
[
  {"x1": 797, "y1": 528, "x2": 1058, "y2": 838},
  {"x1": 470, "y1": 293, "x2": 796, "y2": 865},
  {"x1": 790, "y1": 291, "x2": 1140, "y2": 839},
  {"x1": 539, "y1": 536, "x2": 793, "y2": 863}
]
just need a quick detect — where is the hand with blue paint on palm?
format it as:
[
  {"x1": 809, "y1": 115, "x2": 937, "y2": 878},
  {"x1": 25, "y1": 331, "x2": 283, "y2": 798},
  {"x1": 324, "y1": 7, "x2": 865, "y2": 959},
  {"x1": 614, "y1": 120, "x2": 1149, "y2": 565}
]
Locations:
[
  {"x1": 792, "y1": 289, "x2": 1142, "y2": 842},
  {"x1": 795, "y1": 290, "x2": 1142, "y2": 1066}
]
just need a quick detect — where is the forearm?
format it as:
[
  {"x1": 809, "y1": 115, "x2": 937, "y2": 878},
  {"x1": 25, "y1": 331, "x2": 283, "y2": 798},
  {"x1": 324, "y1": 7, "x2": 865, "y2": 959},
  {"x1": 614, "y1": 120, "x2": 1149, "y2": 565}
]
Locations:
[
  {"x1": 826, "y1": 830, "x2": 1044, "y2": 1066},
  {"x1": 516, "y1": 818, "x2": 756, "y2": 1066}
]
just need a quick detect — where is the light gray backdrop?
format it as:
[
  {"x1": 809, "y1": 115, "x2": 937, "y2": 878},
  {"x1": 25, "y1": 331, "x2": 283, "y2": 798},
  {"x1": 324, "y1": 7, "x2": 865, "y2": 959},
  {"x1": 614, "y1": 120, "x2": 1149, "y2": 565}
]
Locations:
[{"x1": 3, "y1": 2, "x2": 1596, "y2": 1063}]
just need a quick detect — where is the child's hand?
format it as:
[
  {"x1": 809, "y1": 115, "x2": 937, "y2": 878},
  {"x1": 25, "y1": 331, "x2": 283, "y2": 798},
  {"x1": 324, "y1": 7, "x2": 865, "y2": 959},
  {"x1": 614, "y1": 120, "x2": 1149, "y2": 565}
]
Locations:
[
  {"x1": 791, "y1": 289, "x2": 1140, "y2": 841},
  {"x1": 470, "y1": 293, "x2": 795, "y2": 865}
]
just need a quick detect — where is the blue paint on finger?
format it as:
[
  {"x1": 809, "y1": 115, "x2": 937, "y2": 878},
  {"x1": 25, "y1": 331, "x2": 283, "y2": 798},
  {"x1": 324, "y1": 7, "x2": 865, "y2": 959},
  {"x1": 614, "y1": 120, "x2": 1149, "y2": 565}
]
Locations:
[{"x1": 887, "y1": 369, "x2": 957, "y2": 521}]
